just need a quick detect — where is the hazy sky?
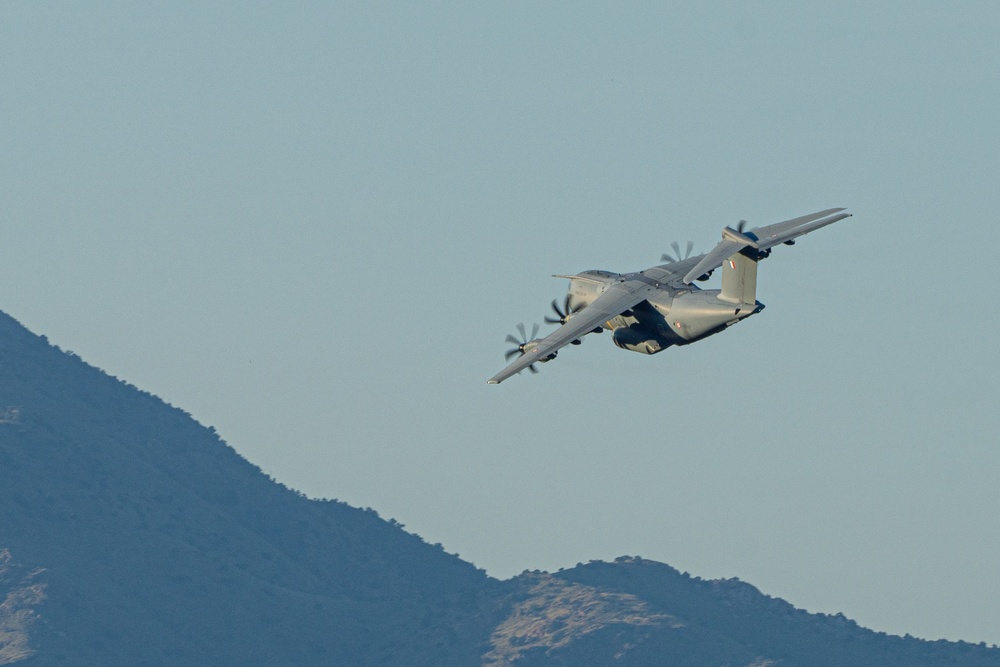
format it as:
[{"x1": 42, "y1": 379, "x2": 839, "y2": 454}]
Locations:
[{"x1": 3, "y1": 1, "x2": 1000, "y2": 645}]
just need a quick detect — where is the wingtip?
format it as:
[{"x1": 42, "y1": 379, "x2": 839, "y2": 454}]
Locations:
[{"x1": 487, "y1": 379, "x2": 499, "y2": 385}]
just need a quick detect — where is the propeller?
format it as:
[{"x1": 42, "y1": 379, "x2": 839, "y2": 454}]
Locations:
[
  {"x1": 545, "y1": 295, "x2": 582, "y2": 325},
  {"x1": 545, "y1": 295, "x2": 587, "y2": 345},
  {"x1": 504, "y1": 322, "x2": 541, "y2": 373},
  {"x1": 736, "y1": 219, "x2": 771, "y2": 259},
  {"x1": 660, "y1": 240, "x2": 695, "y2": 263}
]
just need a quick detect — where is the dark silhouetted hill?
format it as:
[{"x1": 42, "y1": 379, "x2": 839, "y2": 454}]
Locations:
[
  {"x1": 0, "y1": 310, "x2": 996, "y2": 666},
  {"x1": 0, "y1": 312, "x2": 500, "y2": 665}
]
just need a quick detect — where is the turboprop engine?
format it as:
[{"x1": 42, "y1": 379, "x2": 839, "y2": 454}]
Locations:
[{"x1": 503, "y1": 323, "x2": 557, "y2": 374}]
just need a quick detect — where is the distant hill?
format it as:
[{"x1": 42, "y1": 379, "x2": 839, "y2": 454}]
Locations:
[{"x1": 0, "y1": 310, "x2": 997, "y2": 666}]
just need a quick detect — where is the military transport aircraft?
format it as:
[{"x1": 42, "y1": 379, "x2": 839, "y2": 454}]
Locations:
[{"x1": 488, "y1": 208, "x2": 851, "y2": 384}]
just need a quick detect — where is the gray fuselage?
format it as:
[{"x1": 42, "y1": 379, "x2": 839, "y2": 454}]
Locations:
[{"x1": 566, "y1": 270, "x2": 763, "y2": 355}]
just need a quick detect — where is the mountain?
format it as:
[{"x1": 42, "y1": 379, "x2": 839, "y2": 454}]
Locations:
[
  {"x1": 0, "y1": 310, "x2": 996, "y2": 666},
  {"x1": 0, "y1": 311, "x2": 500, "y2": 665}
]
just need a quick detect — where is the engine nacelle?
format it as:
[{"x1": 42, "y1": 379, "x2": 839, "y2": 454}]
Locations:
[
  {"x1": 612, "y1": 326, "x2": 671, "y2": 355},
  {"x1": 518, "y1": 340, "x2": 557, "y2": 362}
]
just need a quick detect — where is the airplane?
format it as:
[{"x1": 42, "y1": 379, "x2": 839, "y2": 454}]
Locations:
[{"x1": 488, "y1": 208, "x2": 851, "y2": 384}]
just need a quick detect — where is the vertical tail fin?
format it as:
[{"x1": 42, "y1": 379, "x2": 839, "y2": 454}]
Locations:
[{"x1": 719, "y1": 250, "x2": 758, "y2": 305}]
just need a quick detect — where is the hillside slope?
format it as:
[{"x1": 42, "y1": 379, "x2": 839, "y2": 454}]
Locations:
[
  {"x1": 0, "y1": 312, "x2": 499, "y2": 665},
  {"x1": 547, "y1": 559, "x2": 1000, "y2": 667},
  {"x1": 0, "y1": 310, "x2": 996, "y2": 666}
]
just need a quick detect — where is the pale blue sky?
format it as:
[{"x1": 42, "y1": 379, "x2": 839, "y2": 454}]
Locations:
[{"x1": 3, "y1": 1, "x2": 1000, "y2": 645}]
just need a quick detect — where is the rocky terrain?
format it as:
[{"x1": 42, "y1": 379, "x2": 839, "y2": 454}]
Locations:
[{"x1": 1, "y1": 310, "x2": 996, "y2": 666}]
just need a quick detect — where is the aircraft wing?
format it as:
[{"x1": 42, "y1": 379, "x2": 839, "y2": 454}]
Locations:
[
  {"x1": 750, "y1": 207, "x2": 851, "y2": 251},
  {"x1": 487, "y1": 281, "x2": 650, "y2": 384},
  {"x1": 682, "y1": 208, "x2": 850, "y2": 284}
]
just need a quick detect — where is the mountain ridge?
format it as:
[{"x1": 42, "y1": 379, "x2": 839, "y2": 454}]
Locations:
[{"x1": 0, "y1": 310, "x2": 996, "y2": 666}]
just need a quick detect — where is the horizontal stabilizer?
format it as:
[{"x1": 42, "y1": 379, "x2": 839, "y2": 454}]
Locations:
[{"x1": 682, "y1": 239, "x2": 747, "y2": 284}]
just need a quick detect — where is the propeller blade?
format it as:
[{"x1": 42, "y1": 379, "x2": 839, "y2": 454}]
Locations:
[
  {"x1": 546, "y1": 294, "x2": 582, "y2": 325},
  {"x1": 502, "y1": 321, "x2": 545, "y2": 372},
  {"x1": 663, "y1": 240, "x2": 695, "y2": 263}
]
